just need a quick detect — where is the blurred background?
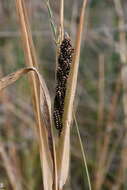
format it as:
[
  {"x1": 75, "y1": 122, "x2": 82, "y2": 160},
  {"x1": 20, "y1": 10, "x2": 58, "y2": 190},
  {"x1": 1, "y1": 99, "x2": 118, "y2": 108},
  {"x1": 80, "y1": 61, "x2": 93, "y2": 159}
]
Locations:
[{"x1": 0, "y1": 0, "x2": 127, "y2": 189}]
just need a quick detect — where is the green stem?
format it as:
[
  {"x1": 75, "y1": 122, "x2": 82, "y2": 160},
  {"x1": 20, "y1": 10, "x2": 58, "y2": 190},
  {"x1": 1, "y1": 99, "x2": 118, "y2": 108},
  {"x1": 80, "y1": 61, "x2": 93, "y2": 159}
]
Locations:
[{"x1": 73, "y1": 112, "x2": 92, "y2": 190}]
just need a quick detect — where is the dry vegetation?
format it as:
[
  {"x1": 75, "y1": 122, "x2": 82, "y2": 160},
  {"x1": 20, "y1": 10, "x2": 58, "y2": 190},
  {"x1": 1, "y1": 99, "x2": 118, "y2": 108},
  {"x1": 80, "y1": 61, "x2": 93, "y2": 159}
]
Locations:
[{"x1": 0, "y1": 0, "x2": 127, "y2": 190}]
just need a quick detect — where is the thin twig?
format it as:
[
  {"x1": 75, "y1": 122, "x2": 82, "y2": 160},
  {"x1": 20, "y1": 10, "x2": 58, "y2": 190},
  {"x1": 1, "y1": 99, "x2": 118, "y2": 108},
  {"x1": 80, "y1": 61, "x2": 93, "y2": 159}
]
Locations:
[
  {"x1": 94, "y1": 54, "x2": 105, "y2": 190},
  {"x1": 113, "y1": 0, "x2": 127, "y2": 189},
  {"x1": 94, "y1": 74, "x2": 121, "y2": 190}
]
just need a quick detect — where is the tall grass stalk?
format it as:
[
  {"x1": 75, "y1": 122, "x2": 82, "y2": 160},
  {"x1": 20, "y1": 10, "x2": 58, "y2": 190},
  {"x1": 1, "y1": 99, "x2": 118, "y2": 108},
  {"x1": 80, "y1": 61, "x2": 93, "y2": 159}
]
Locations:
[
  {"x1": 15, "y1": 1, "x2": 57, "y2": 190},
  {"x1": 57, "y1": 0, "x2": 88, "y2": 189}
]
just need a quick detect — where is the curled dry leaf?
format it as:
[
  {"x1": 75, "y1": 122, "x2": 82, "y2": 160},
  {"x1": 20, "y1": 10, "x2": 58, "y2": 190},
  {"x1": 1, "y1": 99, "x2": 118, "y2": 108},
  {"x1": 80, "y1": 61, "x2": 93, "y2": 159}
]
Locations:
[
  {"x1": 0, "y1": 68, "x2": 31, "y2": 90},
  {"x1": 0, "y1": 67, "x2": 55, "y2": 190}
]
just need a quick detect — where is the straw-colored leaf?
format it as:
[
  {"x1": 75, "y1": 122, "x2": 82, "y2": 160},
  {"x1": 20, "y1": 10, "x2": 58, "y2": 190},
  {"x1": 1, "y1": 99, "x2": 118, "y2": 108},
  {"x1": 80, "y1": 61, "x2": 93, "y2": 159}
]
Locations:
[
  {"x1": 15, "y1": 0, "x2": 57, "y2": 189},
  {"x1": 0, "y1": 66, "x2": 55, "y2": 189},
  {"x1": 0, "y1": 67, "x2": 32, "y2": 90},
  {"x1": 57, "y1": 0, "x2": 88, "y2": 189},
  {"x1": 0, "y1": 67, "x2": 51, "y2": 125}
]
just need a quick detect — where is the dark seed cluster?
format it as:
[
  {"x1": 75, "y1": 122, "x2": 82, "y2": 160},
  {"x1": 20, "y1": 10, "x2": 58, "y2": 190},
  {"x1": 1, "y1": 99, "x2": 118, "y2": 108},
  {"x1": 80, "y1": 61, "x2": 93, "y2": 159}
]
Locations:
[{"x1": 53, "y1": 35, "x2": 74, "y2": 135}]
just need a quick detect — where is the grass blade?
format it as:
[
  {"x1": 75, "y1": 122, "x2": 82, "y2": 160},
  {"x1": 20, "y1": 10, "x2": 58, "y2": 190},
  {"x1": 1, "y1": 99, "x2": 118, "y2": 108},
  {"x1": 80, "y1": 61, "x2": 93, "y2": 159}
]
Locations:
[
  {"x1": 0, "y1": 67, "x2": 33, "y2": 90},
  {"x1": 0, "y1": 66, "x2": 57, "y2": 189},
  {"x1": 59, "y1": 0, "x2": 64, "y2": 42},
  {"x1": 57, "y1": 0, "x2": 88, "y2": 189},
  {"x1": 15, "y1": 0, "x2": 58, "y2": 189},
  {"x1": 73, "y1": 112, "x2": 92, "y2": 190}
]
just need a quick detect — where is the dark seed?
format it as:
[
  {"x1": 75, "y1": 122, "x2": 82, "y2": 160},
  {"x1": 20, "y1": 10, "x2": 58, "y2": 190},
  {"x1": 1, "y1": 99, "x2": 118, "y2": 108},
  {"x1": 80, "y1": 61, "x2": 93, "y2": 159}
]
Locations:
[{"x1": 53, "y1": 34, "x2": 74, "y2": 135}]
